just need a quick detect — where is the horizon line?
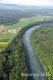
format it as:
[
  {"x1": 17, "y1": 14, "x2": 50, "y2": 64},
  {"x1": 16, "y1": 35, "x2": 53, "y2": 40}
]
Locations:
[{"x1": 0, "y1": 3, "x2": 53, "y2": 7}]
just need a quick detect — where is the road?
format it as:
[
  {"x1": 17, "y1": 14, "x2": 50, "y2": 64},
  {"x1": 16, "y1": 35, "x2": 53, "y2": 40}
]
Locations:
[{"x1": 23, "y1": 26, "x2": 48, "y2": 80}]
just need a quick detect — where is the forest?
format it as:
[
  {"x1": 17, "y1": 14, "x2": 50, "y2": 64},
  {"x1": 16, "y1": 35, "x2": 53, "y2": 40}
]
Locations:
[{"x1": 31, "y1": 23, "x2": 53, "y2": 80}]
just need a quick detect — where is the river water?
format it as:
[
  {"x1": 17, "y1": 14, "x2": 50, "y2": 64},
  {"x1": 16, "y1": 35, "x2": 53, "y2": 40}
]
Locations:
[{"x1": 23, "y1": 26, "x2": 48, "y2": 80}]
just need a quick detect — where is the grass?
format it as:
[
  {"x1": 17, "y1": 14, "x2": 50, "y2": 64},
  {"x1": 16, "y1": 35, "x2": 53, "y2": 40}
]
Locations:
[
  {"x1": 0, "y1": 33, "x2": 15, "y2": 40},
  {"x1": 0, "y1": 42, "x2": 8, "y2": 45},
  {"x1": 0, "y1": 33, "x2": 16, "y2": 51},
  {"x1": 0, "y1": 44, "x2": 7, "y2": 51},
  {"x1": 5, "y1": 16, "x2": 44, "y2": 29},
  {"x1": 31, "y1": 23, "x2": 53, "y2": 80}
]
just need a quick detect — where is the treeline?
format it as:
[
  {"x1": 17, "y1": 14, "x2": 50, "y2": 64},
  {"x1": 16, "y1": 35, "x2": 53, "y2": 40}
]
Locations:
[
  {"x1": 0, "y1": 9, "x2": 36, "y2": 25},
  {"x1": 0, "y1": 20, "x2": 53, "y2": 80},
  {"x1": 0, "y1": 27, "x2": 28, "y2": 80}
]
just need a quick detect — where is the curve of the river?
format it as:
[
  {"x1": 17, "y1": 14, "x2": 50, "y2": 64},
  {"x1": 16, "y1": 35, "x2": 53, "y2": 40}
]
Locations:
[{"x1": 23, "y1": 26, "x2": 48, "y2": 80}]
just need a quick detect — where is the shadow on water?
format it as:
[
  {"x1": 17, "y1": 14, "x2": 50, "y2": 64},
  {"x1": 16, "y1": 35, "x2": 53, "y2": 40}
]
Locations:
[
  {"x1": 0, "y1": 77, "x2": 4, "y2": 80},
  {"x1": 23, "y1": 43, "x2": 34, "y2": 80}
]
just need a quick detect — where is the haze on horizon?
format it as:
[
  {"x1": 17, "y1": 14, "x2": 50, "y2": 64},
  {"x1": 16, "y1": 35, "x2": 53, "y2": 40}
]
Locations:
[{"x1": 0, "y1": 0, "x2": 53, "y2": 6}]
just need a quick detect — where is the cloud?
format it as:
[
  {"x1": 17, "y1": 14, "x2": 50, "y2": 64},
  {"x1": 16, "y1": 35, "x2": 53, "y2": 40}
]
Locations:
[{"x1": 0, "y1": 0, "x2": 53, "y2": 6}]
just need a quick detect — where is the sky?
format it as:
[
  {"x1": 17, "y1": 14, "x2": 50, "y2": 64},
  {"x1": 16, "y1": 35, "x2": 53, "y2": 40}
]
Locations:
[{"x1": 0, "y1": 0, "x2": 53, "y2": 6}]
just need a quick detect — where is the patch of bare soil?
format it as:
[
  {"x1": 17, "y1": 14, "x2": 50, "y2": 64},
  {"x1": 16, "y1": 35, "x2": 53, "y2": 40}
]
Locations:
[
  {"x1": 8, "y1": 27, "x2": 22, "y2": 34},
  {"x1": 0, "y1": 25, "x2": 7, "y2": 34},
  {"x1": 8, "y1": 29, "x2": 17, "y2": 33},
  {"x1": 0, "y1": 25, "x2": 22, "y2": 34},
  {"x1": 44, "y1": 16, "x2": 53, "y2": 20}
]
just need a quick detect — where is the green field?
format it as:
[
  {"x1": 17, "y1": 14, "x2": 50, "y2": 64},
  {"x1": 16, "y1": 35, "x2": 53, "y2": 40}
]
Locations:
[
  {"x1": 31, "y1": 24, "x2": 53, "y2": 80},
  {"x1": 0, "y1": 16, "x2": 45, "y2": 51},
  {"x1": 5, "y1": 16, "x2": 45, "y2": 29}
]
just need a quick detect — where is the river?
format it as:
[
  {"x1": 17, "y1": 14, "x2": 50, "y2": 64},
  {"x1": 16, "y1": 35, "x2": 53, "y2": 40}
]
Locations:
[{"x1": 23, "y1": 25, "x2": 48, "y2": 80}]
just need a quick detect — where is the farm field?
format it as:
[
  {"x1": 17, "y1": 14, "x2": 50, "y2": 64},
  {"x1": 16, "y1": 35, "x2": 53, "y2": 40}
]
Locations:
[
  {"x1": 31, "y1": 24, "x2": 53, "y2": 80},
  {"x1": 0, "y1": 15, "x2": 46, "y2": 51}
]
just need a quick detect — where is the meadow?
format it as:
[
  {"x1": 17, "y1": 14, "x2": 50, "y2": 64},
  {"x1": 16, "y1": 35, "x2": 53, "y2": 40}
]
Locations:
[{"x1": 0, "y1": 15, "x2": 45, "y2": 51}]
